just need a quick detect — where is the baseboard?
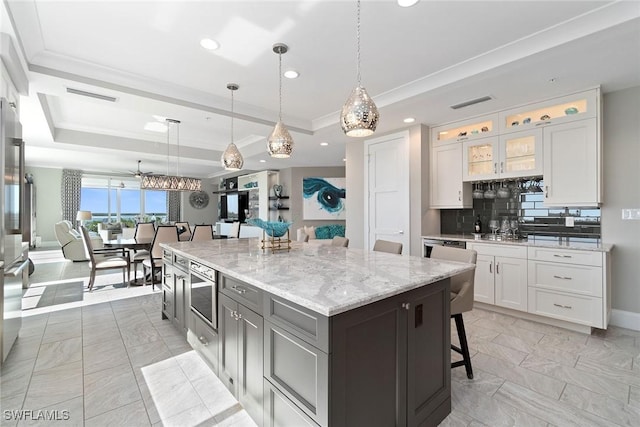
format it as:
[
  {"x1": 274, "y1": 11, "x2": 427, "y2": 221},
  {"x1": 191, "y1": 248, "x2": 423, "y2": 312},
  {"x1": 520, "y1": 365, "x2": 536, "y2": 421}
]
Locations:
[{"x1": 610, "y1": 309, "x2": 640, "y2": 331}]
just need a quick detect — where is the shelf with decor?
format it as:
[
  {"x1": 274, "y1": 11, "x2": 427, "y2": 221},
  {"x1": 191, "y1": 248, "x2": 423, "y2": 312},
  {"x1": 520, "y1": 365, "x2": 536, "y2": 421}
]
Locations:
[{"x1": 431, "y1": 113, "x2": 499, "y2": 145}]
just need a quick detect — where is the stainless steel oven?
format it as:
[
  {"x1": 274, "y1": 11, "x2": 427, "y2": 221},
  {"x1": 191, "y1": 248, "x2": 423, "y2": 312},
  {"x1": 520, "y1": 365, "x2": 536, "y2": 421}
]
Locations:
[
  {"x1": 189, "y1": 261, "x2": 217, "y2": 330},
  {"x1": 423, "y1": 238, "x2": 466, "y2": 257}
]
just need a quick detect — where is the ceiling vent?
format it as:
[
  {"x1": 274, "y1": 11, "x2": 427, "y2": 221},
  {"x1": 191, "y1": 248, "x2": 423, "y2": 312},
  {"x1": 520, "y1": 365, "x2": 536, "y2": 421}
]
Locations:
[
  {"x1": 450, "y1": 96, "x2": 492, "y2": 110},
  {"x1": 66, "y1": 87, "x2": 117, "y2": 102}
]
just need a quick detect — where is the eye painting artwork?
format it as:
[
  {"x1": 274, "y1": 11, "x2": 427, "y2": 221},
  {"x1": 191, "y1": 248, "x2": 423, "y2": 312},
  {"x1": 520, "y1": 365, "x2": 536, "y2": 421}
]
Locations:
[{"x1": 302, "y1": 177, "x2": 346, "y2": 220}]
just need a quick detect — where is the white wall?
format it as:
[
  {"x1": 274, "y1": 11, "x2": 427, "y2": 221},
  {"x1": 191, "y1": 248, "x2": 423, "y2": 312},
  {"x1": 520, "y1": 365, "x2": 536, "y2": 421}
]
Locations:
[
  {"x1": 601, "y1": 86, "x2": 640, "y2": 317},
  {"x1": 346, "y1": 141, "x2": 365, "y2": 249},
  {"x1": 25, "y1": 166, "x2": 62, "y2": 244},
  {"x1": 180, "y1": 179, "x2": 218, "y2": 227}
]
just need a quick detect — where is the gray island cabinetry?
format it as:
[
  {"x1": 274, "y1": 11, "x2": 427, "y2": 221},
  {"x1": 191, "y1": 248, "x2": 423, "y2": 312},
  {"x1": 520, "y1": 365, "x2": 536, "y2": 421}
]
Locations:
[{"x1": 161, "y1": 239, "x2": 474, "y2": 427}]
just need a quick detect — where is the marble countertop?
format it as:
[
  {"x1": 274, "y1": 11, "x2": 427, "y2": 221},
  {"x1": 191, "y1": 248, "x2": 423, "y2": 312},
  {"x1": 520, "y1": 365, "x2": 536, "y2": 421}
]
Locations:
[
  {"x1": 162, "y1": 239, "x2": 474, "y2": 317},
  {"x1": 422, "y1": 234, "x2": 613, "y2": 252}
]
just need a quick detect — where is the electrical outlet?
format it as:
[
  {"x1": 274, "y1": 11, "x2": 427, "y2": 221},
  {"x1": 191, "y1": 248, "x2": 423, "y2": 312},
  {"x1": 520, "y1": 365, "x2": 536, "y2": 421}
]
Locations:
[
  {"x1": 565, "y1": 217, "x2": 575, "y2": 227},
  {"x1": 622, "y1": 209, "x2": 640, "y2": 220}
]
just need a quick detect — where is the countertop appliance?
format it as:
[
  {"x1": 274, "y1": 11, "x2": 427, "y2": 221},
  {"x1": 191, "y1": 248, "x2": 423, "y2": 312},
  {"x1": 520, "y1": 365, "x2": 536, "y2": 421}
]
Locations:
[
  {"x1": 1, "y1": 98, "x2": 26, "y2": 365},
  {"x1": 423, "y1": 238, "x2": 467, "y2": 257}
]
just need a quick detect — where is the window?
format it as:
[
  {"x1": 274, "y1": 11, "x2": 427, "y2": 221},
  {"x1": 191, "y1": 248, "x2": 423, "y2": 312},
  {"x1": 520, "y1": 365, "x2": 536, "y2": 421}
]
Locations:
[{"x1": 80, "y1": 176, "x2": 167, "y2": 226}]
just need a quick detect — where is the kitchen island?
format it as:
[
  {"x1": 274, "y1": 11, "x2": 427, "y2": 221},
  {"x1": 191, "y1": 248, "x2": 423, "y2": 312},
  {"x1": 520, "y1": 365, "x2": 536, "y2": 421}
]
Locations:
[{"x1": 161, "y1": 238, "x2": 474, "y2": 427}]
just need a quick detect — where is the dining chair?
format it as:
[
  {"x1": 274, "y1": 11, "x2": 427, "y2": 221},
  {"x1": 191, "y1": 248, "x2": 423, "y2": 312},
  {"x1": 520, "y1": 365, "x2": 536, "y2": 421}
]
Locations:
[
  {"x1": 176, "y1": 221, "x2": 192, "y2": 241},
  {"x1": 228, "y1": 221, "x2": 241, "y2": 238},
  {"x1": 373, "y1": 239, "x2": 403, "y2": 254},
  {"x1": 430, "y1": 245, "x2": 477, "y2": 379},
  {"x1": 331, "y1": 236, "x2": 349, "y2": 247},
  {"x1": 131, "y1": 222, "x2": 155, "y2": 282},
  {"x1": 142, "y1": 225, "x2": 179, "y2": 290},
  {"x1": 79, "y1": 226, "x2": 130, "y2": 291},
  {"x1": 191, "y1": 224, "x2": 215, "y2": 241}
]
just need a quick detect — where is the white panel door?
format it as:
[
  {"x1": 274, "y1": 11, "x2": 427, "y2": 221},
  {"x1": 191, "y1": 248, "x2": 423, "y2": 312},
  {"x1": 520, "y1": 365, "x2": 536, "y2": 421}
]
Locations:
[{"x1": 365, "y1": 132, "x2": 410, "y2": 254}]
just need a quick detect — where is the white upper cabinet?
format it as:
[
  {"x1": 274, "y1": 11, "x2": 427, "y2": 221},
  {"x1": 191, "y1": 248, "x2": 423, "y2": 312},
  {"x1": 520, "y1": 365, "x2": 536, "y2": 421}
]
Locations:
[
  {"x1": 499, "y1": 89, "x2": 597, "y2": 134},
  {"x1": 431, "y1": 114, "x2": 499, "y2": 145},
  {"x1": 430, "y1": 142, "x2": 472, "y2": 208}
]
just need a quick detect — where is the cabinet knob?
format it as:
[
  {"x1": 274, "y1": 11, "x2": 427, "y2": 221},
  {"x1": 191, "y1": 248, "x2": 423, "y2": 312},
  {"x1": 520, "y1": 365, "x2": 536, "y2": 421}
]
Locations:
[
  {"x1": 401, "y1": 302, "x2": 411, "y2": 311},
  {"x1": 198, "y1": 335, "x2": 209, "y2": 346}
]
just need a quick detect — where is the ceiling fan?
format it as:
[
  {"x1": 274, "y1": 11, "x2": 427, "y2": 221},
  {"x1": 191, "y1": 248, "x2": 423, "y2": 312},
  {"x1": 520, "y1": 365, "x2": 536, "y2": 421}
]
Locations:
[{"x1": 129, "y1": 160, "x2": 152, "y2": 179}]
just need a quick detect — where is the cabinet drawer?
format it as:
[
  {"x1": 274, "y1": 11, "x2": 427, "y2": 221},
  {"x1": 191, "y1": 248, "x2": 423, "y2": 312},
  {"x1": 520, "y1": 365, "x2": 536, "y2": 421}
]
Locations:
[
  {"x1": 527, "y1": 247, "x2": 602, "y2": 266},
  {"x1": 221, "y1": 275, "x2": 263, "y2": 314},
  {"x1": 527, "y1": 288, "x2": 603, "y2": 327},
  {"x1": 162, "y1": 264, "x2": 174, "y2": 292},
  {"x1": 162, "y1": 249, "x2": 172, "y2": 263},
  {"x1": 467, "y1": 243, "x2": 527, "y2": 258},
  {"x1": 162, "y1": 289, "x2": 173, "y2": 320},
  {"x1": 173, "y1": 253, "x2": 189, "y2": 272},
  {"x1": 190, "y1": 311, "x2": 219, "y2": 374},
  {"x1": 264, "y1": 322, "x2": 328, "y2": 426},
  {"x1": 265, "y1": 295, "x2": 329, "y2": 353},
  {"x1": 264, "y1": 380, "x2": 320, "y2": 427},
  {"x1": 528, "y1": 261, "x2": 602, "y2": 297}
]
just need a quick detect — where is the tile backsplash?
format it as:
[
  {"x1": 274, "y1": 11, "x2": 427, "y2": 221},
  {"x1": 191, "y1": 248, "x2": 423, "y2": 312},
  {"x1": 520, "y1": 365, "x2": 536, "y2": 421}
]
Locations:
[{"x1": 440, "y1": 180, "x2": 601, "y2": 239}]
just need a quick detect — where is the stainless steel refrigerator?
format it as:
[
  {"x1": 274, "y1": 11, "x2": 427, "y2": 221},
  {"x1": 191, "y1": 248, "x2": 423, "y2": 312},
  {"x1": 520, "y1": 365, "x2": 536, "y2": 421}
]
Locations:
[{"x1": 0, "y1": 98, "x2": 27, "y2": 365}]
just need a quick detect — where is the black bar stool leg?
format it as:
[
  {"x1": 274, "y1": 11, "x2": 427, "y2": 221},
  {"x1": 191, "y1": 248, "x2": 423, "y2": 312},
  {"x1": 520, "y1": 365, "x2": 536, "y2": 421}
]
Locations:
[{"x1": 453, "y1": 313, "x2": 473, "y2": 379}]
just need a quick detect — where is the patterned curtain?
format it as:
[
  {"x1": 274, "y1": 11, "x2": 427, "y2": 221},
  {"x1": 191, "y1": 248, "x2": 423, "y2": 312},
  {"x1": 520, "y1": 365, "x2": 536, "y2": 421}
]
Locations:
[
  {"x1": 167, "y1": 191, "x2": 181, "y2": 223},
  {"x1": 61, "y1": 169, "x2": 83, "y2": 223}
]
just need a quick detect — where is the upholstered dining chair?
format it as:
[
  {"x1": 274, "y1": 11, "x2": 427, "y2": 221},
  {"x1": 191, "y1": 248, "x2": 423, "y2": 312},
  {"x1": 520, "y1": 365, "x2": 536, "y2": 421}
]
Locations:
[
  {"x1": 331, "y1": 236, "x2": 349, "y2": 247},
  {"x1": 80, "y1": 226, "x2": 130, "y2": 291},
  {"x1": 228, "y1": 221, "x2": 241, "y2": 239},
  {"x1": 430, "y1": 245, "x2": 477, "y2": 379},
  {"x1": 131, "y1": 222, "x2": 155, "y2": 282},
  {"x1": 373, "y1": 239, "x2": 403, "y2": 255},
  {"x1": 191, "y1": 224, "x2": 215, "y2": 241},
  {"x1": 175, "y1": 221, "x2": 192, "y2": 241},
  {"x1": 142, "y1": 225, "x2": 179, "y2": 290}
]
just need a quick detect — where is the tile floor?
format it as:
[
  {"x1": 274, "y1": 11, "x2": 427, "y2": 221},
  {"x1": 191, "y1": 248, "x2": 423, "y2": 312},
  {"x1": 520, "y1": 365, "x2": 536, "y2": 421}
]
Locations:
[{"x1": 1, "y1": 248, "x2": 639, "y2": 426}]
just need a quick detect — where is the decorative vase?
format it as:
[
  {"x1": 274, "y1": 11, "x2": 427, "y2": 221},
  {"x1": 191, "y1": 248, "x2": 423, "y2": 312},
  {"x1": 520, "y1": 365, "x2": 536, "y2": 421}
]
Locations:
[{"x1": 273, "y1": 184, "x2": 283, "y2": 198}]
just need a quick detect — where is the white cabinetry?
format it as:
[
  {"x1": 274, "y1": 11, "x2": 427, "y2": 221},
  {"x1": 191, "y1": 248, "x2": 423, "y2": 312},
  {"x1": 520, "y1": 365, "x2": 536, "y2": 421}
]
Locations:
[
  {"x1": 527, "y1": 247, "x2": 608, "y2": 328},
  {"x1": 543, "y1": 118, "x2": 600, "y2": 206},
  {"x1": 430, "y1": 142, "x2": 471, "y2": 208},
  {"x1": 238, "y1": 170, "x2": 279, "y2": 220},
  {"x1": 468, "y1": 243, "x2": 528, "y2": 312}
]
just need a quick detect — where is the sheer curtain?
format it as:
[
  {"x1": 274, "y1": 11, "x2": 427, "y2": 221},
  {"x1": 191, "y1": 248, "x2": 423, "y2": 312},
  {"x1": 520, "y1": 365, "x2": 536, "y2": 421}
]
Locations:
[{"x1": 61, "y1": 169, "x2": 82, "y2": 223}]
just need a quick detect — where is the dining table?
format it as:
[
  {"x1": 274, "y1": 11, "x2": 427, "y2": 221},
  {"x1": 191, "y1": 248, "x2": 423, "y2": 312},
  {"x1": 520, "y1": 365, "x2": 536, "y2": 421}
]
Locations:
[{"x1": 104, "y1": 237, "x2": 153, "y2": 285}]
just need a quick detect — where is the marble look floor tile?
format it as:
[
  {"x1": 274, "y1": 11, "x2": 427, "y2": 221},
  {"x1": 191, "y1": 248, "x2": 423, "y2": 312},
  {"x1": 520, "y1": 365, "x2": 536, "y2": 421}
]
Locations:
[
  {"x1": 513, "y1": 317, "x2": 589, "y2": 341},
  {"x1": 630, "y1": 385, "x2": 640, "y2": 411},
  {"x1": 1, "y1": 393, "x2": 25, "y2": 426},
  {"x1": 521, "y1": 354, "x2": 630, "y2": 403},
  {"x1": 18, "y1": 324, "x2": 46, "y2": 339},
  {"x1": 495, "y1": 381, "x2": 620, "y2": 427},
  {"x1": 559, "y1": 383, "x2": 640, "y2": 427},
  {"x1": 82, "y1": 324, "x2": 121, "y2": 348},
  {"x1": 83, "y1": 363, "x2": 141, "y2": 420},
  {"x1": 17, "y1": 396, "x2": 84, "y2": 427},
  {"x1": 471, "y1": 340, "x2": 529, "y2": 365},
  {"x1": 192, "y1": 375, "x2": 238, "y2": 419},
  {"x1": 126, "y1": 339, "x2": 174, "y2": 369},
  {"x1": 451, "y1": 380, "x2": 547, "y2": 427},
  {"x1": 84, "y1": 399, "x2": 150, "y2": 426},
  {"x1": 158, "y1": 403, "x2": 214, "y2": 427},
  {"x1": 24, "y1": 361, "x2": 83, "y2": 410},
  {"x1": 464, "y1": 323, "x2": 501, "y2": 343},
  {"x1": 469, "y1": 309, "x2": 519, "y2": 327},
  {"x1": 83, "y1": 337, "x2": 128, "y2": 375},
  {"x1": 119, "y1": 323, "x2": 163, "y2": 348},
  {"x1": 473, "y1": 352, "x2": 565, "y2": 399},
  {"x1": 451, "y1": 365, "x2": 505, "y2": 396},
  {"x1": 1, "y1": 357, "x2": 36, "y2": 399},
  {"x1": 46, "y1": 308, "x2": 82, "y2": 326},
  {"x1": 214, "y1": 404, "x2": 256, "y2": 427},
  {"x1": 576, "y1": 357, "x2": 640, "y2": 388},
  {"x1": 34, "y1": 337, "x2": 82, "y2": 372},
  {"x1": 174, "y1": 351, "x2": 214, "y2": 384},
  {"x1": 438, "y1": 409, "x2": 477, "y2": 427},
  {"x1": 473, "y1": 318, "x2": 545, "y2": 346},
  {"x1": 529, "y1": 344, "x2": 580, "y2": 367},
  {"x1": 21, "y1": 313, "x2": 49, "y2": 329},
  {"x1": 492, "y1": 332, "x2": 537, "y2": 354},
  {"x1": 5, "y1": 335, "x2": 43, "y2": 362},
  {"x1": 536, "y1": 334, "x2": 588, "y2": 355}
]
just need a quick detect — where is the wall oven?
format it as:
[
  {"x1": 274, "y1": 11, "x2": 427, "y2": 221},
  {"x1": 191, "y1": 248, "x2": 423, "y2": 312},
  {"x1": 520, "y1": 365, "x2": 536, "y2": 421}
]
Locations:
[{"x1": 189, "y1": 261, "x2": 217, "y2": 330}]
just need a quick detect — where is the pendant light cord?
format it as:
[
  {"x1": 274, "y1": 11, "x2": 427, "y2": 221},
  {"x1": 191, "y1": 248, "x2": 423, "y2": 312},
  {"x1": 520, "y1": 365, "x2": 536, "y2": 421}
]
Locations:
[
  {"x1": 166, "y1": 120, "x2": 170, "y2": 175},
  {"x1": 176, "y1": 121, "x2": 180, "y2": 176},
  {"x1": 278, "y1": 50, "x2": 283, "y2": 122},
  {"x1": 356, "y1": 0, "x2": 361, "y2": 86},
  {"x1": 231, "y1": 87, "x2": 235, "y2": 145}
]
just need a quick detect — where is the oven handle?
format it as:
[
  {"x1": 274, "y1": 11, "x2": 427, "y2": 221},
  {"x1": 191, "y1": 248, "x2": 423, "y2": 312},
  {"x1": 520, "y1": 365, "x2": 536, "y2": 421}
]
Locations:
[{"x1": 5, "y1": 260, "x2": 29, "y2": 277}]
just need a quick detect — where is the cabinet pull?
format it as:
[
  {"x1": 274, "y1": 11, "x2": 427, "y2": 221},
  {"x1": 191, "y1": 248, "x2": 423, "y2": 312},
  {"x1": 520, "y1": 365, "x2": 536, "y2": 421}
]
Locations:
[
  {"x1": 553, "y1": 303, "x2": 573, "y2": 309},
  {"x1": 198, "y1": 336, "x2": 209, "y2": 346},
  {"x1": 489, "y1": 262, "x2": 492, "y2": 273},
  {"x1": 553, "y1": 254, "x2": 572, "y2": 258},
  {"x1": 535, "y1": 121, "x2": 551, "y2": 126},
  {"x1": 401, "y1": 302, "x2": 411, "y2": 311},
  {"x1": 496, "y1": 262, "x2": 500, "y2": 274},
  {"x1": 231, "y1": 285, "x2": 247, "y2": 295},
  {"x1": 458, "y1": 190, "x2": 461, "y2": 201},
  {"x1": 494, "y1": 163, "x2": 497, "y2": 174},
  {"x1": 545, "y1": 186, "x2": 549, "y2": 198},
  {"x1": 553, "y1": 275, "x2": 573, "y2": 280},
  {"x1": 500, "y1": 162, "x2": 504, "y2": 173},
  {"x1": 457, "y1": 137, "x2": 468, "y2": 142}
]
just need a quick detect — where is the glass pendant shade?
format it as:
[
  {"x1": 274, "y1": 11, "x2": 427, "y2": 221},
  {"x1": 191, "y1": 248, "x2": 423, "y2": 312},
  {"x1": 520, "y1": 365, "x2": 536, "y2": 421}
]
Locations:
[
  {"x1": 221, "y1": 142, "x2": 243, "y2": 170},
  {"x1": 341, "y1": 85, "x2": 379, "y2": 137},
  {"x1": 267, "y1": 121, "x2": 294, "y2": 158},
  {"x1": 221, "y1": 83, "x2": 244, "y2": 170}
]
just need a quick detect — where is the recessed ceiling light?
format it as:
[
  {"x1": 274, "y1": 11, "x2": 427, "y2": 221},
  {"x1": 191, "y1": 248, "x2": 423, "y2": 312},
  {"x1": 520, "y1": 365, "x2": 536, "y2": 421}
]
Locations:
[
  {"x1": 343, "y1": 158, "x2": 346, "y2": 162},
  {"x1": 397, "y1": 0, "x2": 419, "y2": 7},
  {"x1": 320, "y1": 142, "x2": 329, "y2": 146},
  {"x1": 144, "y1": 122, "x2": 168, "y2": 133},
  {"x1": 548, "y1": 77, "x2": 557, "y2": 83},
  {"x1": 403, "y1": 117, "x2": 416, "y2": 123},
  {"x1": 259, "y1": 159, "x2": 266, "y2": 163},
  {"x1": 284, "y1": 70, "x2": 299, "y2": 79},
  {"x1": 200, "y1": 38, "x2": 220, "y2": 50},
  {"x1": 152, "y1": 115, "x2": 166, "y2": 122}
]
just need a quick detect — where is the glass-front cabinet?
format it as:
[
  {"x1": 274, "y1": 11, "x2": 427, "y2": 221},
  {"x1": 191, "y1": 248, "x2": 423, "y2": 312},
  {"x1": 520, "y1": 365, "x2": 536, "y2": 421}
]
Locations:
[
  {"x1": 431, "y1": 114, "x2": 499, "y2": 145},
  {"x1": 462, "y1": 129, "x2": 543, "y2": 181},
  {"x1": 500, "y1": 89, "x2": 597, "y2": 133}
]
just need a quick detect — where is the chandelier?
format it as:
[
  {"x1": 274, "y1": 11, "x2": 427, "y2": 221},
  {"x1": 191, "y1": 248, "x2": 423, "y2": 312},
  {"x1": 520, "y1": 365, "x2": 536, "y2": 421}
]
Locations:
[
  {"x1": 267, "y1": 43, "x2": 294, "y2": 158},
  {"x1": 140, "y1": 119, "x2": 202, "y2": 191},
  {"x1": 221, "y1": 83, "x2": 244, "y2": 170},
  {"x1": 340, "y1": 0, "x2": 379, "y2": 137}
]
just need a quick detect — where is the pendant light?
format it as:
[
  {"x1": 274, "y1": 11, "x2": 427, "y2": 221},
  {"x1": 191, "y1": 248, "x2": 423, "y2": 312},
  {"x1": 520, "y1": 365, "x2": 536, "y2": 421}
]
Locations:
[
  {"x1": 340, "y1": 0, "x2": 379, "y2": 137},
  {"x1": 221, "y1": 83, "x2": 244, "y2": 170},
  {"x1": 141, "y1": 119, "x2": 202, "y2": 191},
  {"x1": 267, "y1": 43, "x2": 294, "y2": 158}
]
